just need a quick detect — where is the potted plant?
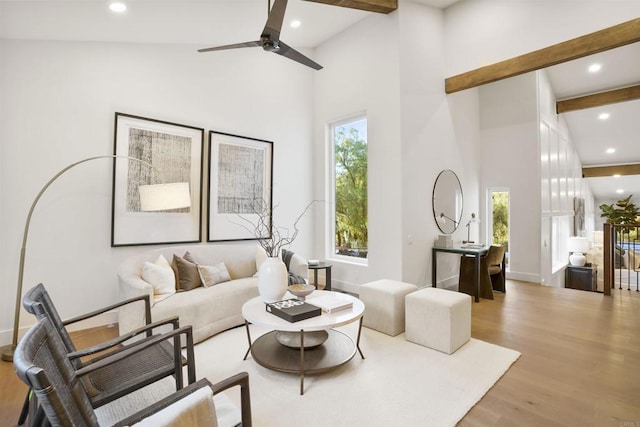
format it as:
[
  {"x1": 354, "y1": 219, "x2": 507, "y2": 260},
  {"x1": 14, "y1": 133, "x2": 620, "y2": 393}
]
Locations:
[{"x1": 599, "y1": 195, "x2": 640, "y2": 225}]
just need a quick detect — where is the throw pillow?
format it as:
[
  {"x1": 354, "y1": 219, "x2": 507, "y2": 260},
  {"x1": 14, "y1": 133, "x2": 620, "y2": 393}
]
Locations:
[
  {"x1": 198, "y1": 262, "x2": 231, "y2": 287},
  {"x1": 173, "y1": 254, "x2": 203, "y2": 291},
  {"x1": 141, "y1": 255, "x2": 176, "y2": 302}
]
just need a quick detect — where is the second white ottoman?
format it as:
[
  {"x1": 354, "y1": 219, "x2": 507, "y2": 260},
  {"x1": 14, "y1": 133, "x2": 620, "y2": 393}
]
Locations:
[
  {"x1": 359, "y1": 279, "x2": 418, "y2": 336},
  {"x1": 405, "y1": 288, "x2": 471, "y2": 354}
]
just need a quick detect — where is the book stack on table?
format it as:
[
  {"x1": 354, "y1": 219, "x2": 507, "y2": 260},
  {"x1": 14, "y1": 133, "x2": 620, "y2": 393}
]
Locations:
[
  {"x1": 266, "y1": 299, "x2": 321, "y2": 322},
  {"x1": 307, "y1": 294, "x2": 353, "y2": 313}
]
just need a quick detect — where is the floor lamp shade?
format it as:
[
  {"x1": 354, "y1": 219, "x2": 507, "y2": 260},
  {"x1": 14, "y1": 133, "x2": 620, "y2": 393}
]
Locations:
[
  {"x1": 568, "y1": 237, "x2": 590, "y2": 266},
  {"x1": 139, "y1": 183, "x2": 191, "y2": 211},
  {"x1": 0, "y1": 155, "x2": 191, "y2": 362}
]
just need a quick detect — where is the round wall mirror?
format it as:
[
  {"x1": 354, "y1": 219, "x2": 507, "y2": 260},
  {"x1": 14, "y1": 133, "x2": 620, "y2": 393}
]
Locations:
[{"x1": 432, "y1": 169, "x2": 463, "y2": 234}]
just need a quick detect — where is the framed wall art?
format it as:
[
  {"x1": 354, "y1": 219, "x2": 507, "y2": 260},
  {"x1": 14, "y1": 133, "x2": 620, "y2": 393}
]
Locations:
[
  {"x1": 207, "y1": 131, "x2": 273, "y2": 242},
  {"x1": 111, "y1": 112, "x2": 203, "y2": 246},
  {"x1": 574, "y1": 197, "x2": 586, "y2": 236}
]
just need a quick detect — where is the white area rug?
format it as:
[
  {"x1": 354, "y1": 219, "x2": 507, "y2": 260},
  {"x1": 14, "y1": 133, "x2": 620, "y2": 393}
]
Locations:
[{"x1": 193, "y1": 323, "x2": 520, "y2": 427}]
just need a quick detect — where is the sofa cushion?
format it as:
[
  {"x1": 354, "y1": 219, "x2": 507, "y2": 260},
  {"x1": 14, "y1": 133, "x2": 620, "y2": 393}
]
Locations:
[
  {"x1": 141, "y1": 255, "x2": 176, "y2": 302},
  {"x1": 198, "y1": 263, "x2": 231, "y2": 287},
  {"x1": 173, "y1": 255, "x2": 203, "y2": 291}
]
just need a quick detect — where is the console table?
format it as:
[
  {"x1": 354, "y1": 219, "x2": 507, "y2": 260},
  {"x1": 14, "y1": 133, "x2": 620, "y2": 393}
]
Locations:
[{"x1": 432, "y1": 244, "x2": 488, "y2": 302}]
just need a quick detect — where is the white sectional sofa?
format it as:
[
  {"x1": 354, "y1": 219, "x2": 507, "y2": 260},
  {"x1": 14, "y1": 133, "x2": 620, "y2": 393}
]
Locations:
[{"x1": 118, "y1": 244, "x2": 309, "y2": 344}]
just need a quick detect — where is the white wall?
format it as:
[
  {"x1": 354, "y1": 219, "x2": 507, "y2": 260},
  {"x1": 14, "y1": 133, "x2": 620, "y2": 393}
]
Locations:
[
  {"x1": 479, "y1": 73, "x2": 541, "y2": 283},
  {"x1": 0, "y1": 40, "x2": 315, "y2": 344},
  {"x1": 398, "y1": 1, "x2": 481, "y2": 288},
  {"x1": 313, "y1": 2, "x2": 483, "y2": 293},
  {"x1": 313, "y1": 11, "x2": 403, "y2": 294}
]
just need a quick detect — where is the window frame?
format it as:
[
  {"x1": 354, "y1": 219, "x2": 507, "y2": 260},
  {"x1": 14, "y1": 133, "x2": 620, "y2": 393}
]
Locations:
[{"x1": 325, "y1": 113, "x2": 368, "y2": 266}]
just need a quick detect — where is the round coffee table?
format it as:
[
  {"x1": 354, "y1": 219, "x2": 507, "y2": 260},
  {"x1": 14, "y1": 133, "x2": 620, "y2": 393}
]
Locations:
[{"x1": 241, "y1": 290, "x2": 365, "y2": 395}]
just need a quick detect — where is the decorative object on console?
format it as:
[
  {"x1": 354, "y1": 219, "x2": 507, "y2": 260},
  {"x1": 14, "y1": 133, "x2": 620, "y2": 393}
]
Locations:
[
  {"x1": 1, "y1": 155, "x2": 190, "y2": 363},
  {"x1": 568, "y1": 236, "x2": 591, "y2": 267},
  {"x1": 463, "y1": 213, "x2": 477, "y2": 244},
  {"x1": 112, "y1": 112, "x2": 202, "y2": 246},
  {"x1": 207, "y1": 131, "x2": 273, "y2": 242},
  {"x1": 436, "y1": 234, "x2": 453, "y2": 248}
]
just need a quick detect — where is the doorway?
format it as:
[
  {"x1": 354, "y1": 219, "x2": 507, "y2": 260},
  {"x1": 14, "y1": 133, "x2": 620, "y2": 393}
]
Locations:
[{"x1": 488, "y1": 189, "x2": 510, "y2": 269}]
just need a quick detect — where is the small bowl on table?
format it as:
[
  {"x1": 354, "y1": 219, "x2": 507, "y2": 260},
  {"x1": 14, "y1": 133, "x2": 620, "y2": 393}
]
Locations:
[{"x1": 288, "y1": 283, "x2": 315, "y2": 300}]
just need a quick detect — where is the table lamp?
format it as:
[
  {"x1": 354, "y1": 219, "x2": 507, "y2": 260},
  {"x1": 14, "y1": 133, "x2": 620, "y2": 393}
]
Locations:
[
  {"x1": 0, "y1": 155, "x2": 190, "y2": 362},
  {"x1": 568, "y1": 236, "x2": 591, "y2": 267}
]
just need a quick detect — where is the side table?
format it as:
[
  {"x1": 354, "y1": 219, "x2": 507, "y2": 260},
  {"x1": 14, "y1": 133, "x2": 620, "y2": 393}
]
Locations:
[
  {"x1": 308, "y1": 262, "x2": 332, "y2": 291},
  {"x1": 565, "y1": 264, "x2": 597, "y2": 291}
]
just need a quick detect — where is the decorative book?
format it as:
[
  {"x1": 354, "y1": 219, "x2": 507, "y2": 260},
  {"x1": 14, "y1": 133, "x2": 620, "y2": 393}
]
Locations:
[
  {"x1": 266, "y1": 299, "x2": 322, "y2": 323},
  {"x1": 307, "y1": 295, "x2": 353, "y2": 313}
]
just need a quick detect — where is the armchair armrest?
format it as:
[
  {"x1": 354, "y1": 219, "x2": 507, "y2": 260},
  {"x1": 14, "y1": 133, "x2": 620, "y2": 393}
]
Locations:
[
  {"x1": 113, "y1": 375, "x2": 252, "y2": 427},
  {"x1": 68, "y1": 316, "x2": 180, "y2": 360},
  {"x1": 62, "y1": 294, "x2": 152, "y2": 328},
  {"x1": 209, "y1": 372, "x2": 252, "y2": 427},
  {"x1": 75, "y1": 325, "x2": 196, "y2": 388}
]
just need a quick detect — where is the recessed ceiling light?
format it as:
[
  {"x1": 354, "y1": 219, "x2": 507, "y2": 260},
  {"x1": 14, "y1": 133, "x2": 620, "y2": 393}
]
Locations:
[
  {"x1": 613, "y1": 174, "x2": 621, "y2": 178},
  {"x1": 290, "y1": 20, "x2": 301, "y2": 29},
  {"x1": 588, "y1": 63, "x2": 602, "y2": 73},
  {"x1": 598, "y1": 112, "x2": 610, "y2": 120},
  {"x1": 616, "y1": 189, "x2": 624, "y2": 194},
  {"x1": 606, "y1": 148, "x2": 616, "y2": 154},
  {"x1": 110, "y1": 2, "x2": 127, "y2": 13}
]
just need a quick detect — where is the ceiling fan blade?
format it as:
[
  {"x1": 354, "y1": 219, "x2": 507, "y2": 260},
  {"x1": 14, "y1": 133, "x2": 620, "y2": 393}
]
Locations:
[
  {"x1": 261, "y1": 0, "x2": 288, "y2": 43},
  {"x1": 274, "y1": 40, "x2": 323, "y2": 70},
  {"x1": 198, "y1": 41, "x2": 261, "y2": 53}
]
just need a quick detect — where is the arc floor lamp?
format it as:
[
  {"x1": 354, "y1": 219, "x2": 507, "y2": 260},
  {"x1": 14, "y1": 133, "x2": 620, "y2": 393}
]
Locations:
[{"x1": 0, "y1": 155, "x2": 190, "y2": 362}]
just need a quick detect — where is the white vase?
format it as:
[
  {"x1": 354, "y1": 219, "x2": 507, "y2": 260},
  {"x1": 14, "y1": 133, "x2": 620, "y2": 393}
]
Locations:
[{"x1": 258, "y1": 256, "x2": 288, "y2": 303}]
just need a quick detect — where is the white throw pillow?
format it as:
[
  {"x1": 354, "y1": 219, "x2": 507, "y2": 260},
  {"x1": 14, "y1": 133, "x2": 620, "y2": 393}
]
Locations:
[
  {"x1": 198, "y1": 262, "x2": 231, "y2": 287},
  {"x1": 142, "y1": 255, "x2": 176, "y2": 300}
]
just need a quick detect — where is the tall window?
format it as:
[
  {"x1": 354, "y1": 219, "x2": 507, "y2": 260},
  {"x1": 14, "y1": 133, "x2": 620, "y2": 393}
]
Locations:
[
  {"x1": 329, "y1": 116, "x2": 368, "y2": 261},
  {"x1": 489, "y1": 189, "x2": 509, "y2": 267}
]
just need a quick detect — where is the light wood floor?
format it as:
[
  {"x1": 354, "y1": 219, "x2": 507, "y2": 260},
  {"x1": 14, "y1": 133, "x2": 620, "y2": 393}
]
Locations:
[{"x1": 1, "y1": 280, "x2": 639, "y2": 426}]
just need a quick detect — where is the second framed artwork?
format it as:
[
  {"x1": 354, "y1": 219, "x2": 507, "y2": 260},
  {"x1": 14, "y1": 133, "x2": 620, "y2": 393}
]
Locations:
[{"x1": 207, "y1": 131, "x2": 273, "y2": 242}]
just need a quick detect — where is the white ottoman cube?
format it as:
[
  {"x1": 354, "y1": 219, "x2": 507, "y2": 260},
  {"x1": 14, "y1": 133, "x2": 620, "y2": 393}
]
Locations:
[
  {"x1": 405, "y1": 288, "x2": 471, "y2": 354},
  {"x1": 359, "y1": 279, "x2": 418, "y2": 336}
]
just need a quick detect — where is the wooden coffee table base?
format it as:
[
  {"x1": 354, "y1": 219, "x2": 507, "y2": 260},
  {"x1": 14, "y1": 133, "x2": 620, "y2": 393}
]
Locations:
[{"x1": 243, "y1": 320, "x2": 364, "y2": 395}]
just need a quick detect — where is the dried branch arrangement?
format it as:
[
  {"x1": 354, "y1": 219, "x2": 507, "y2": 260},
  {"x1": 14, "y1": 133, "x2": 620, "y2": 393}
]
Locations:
[{"x1": 234, "y1": 198, "x2": 319, "y2": 257}]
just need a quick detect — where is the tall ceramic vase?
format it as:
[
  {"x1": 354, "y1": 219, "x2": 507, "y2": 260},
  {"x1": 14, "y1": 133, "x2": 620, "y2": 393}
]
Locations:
[{"x1": 258, "y1": 256, "x2": 288, "y2": 303}]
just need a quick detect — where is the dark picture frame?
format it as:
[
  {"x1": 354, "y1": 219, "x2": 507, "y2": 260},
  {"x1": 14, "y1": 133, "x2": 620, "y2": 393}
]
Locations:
[
  {"x1": 574, "y1": 197, "x2": 586, "y2": 236},
  {"x1": 111, "y1": 112, "x2": 203, "y2": 246},
  {"x1": 207, "y1": 131, "x2": 273, "y2": 242}
]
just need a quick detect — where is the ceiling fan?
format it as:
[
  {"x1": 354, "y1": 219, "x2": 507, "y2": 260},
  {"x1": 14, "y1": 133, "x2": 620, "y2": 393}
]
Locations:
[{"x1": 198, "y1": 0, "x2": 323, "y2": 70}]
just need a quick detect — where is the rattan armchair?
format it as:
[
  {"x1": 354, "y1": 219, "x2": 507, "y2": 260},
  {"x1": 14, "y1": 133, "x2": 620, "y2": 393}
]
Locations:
[
  {"x1": 21, "y1": 283, "x2": 195, "y2": 411},
  {"x1": 14, "y1": 317, "x2": 252, "y2": 426}
]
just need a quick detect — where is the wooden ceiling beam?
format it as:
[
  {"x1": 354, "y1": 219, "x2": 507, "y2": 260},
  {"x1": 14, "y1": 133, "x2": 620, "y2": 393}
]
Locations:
[
  {"x1": 556, "y1": 84, "x2": 640, "y2": 113},
  {"x1": 445, "y1": 17, "x2": 640, "y2": 94},
  {"x1": 302, "y1": 0, "x2": 397, "y2": 14},
  {"x1": 582, "y1": 164, "x2": 640, "y2": 178}
]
